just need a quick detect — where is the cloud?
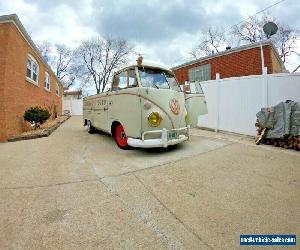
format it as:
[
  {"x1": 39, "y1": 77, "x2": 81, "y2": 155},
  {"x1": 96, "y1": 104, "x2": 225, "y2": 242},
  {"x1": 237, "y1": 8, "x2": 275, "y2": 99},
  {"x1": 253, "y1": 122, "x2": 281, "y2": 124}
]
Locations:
[
  {"x1": 0, "y1": 0, "x2": 299, "y2": 70},
  {"x1": 91, "y1": 0, "x2": 242, "y2": 44}
]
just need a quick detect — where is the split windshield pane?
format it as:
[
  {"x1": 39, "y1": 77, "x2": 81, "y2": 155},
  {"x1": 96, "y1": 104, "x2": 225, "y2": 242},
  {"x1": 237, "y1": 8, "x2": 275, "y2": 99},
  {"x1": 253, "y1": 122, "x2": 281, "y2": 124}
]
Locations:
[{"x1": 138, "y1": 67, "x2": 181, "y2": 91}]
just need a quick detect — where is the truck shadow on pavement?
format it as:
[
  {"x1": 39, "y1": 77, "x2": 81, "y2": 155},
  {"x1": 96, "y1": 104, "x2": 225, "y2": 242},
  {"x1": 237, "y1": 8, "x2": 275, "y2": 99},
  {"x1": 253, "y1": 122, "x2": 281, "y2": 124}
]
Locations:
[
  {"x1": 92, "y1": 129, "x2": 188, "y2": 153},
  {"x1": 85, "y1": 127, "x2": 231, "y2": 177}
]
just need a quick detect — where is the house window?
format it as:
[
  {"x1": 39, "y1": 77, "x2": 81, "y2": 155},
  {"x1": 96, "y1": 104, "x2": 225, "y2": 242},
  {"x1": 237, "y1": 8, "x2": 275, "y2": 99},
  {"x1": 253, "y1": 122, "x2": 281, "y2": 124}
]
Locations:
[
  {"x1": 189, "y1": 64, "x2": 211, "y2": 82},
  {"x1": 44, "y1": 72, "x2": 50, "y2": 91},
  {"x1": 55, "y1": 82, "x2": 60, "y2": 96},
  {"x1": 26, "y1": 55, "x2": 39, "y2": 84}
]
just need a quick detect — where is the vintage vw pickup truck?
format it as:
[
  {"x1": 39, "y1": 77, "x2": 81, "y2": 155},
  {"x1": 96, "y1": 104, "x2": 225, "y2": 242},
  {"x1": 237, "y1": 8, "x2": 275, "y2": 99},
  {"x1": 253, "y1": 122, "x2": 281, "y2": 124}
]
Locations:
[{"x1": 83, "y1": 59, "x2": 207, "y2": 149}]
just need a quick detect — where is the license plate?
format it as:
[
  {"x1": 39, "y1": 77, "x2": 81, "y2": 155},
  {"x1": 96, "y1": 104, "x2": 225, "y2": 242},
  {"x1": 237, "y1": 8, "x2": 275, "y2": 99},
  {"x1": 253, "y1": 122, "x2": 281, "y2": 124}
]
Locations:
[{"x1": 168, "y1": 131, "x2": 178, "y2": 140}]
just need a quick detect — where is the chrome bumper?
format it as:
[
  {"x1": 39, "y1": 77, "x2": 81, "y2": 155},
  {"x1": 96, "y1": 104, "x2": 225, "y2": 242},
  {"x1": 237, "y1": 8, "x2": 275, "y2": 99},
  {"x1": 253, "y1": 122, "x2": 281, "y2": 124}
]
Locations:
[{"x1": 127, "y1": 126, "x2": 190, "y2": 148}]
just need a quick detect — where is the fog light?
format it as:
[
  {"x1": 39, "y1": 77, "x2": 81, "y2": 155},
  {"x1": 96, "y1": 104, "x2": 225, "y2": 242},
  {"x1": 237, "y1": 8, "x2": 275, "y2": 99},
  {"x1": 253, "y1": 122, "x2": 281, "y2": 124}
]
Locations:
[{"x1": 148, "y1": 112, "x2": 162, "y2": 127}]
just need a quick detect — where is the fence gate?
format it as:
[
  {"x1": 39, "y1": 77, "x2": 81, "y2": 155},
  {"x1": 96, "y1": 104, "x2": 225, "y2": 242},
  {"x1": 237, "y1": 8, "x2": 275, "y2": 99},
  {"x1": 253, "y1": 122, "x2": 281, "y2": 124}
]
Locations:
[{"x1": 63, "y1": 99, "x2": 83, "y2": 115}]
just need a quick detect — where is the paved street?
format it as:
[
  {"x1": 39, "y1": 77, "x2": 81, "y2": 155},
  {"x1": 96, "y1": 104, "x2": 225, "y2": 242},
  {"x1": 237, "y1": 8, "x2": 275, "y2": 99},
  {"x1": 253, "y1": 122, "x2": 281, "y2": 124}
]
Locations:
[{"x1": 0, "y1": 116, "x2": 299, "y2": 249}]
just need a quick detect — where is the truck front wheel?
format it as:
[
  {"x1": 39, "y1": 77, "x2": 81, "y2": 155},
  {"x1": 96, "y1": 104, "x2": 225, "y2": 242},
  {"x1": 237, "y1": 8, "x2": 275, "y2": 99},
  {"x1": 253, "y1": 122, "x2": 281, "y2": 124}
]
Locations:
[
  {"x1": 114, "y1": 123, "x2": 129, "y2": 149},
  {"x1": 87, "y1": 120, "x2": 95, "y2": 134}
]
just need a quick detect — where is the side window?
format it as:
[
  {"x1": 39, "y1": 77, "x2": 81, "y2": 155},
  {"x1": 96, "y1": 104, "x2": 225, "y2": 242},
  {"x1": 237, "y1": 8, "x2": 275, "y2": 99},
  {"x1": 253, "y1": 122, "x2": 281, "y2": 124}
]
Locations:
[
  {"x1": 26, "y1": 54, "x2": 39, "y2": 84},
  {"x1": 188, "y1": 64, "x2": 211, "y2": 82},
  {"x1": 112, "y1": 71, "x2": 127, "y2": 91},
  {"x1": 44, "y1": 72, "x2": 50, "y2": 90},
  {"x1": 128, "y1": 69, "x2": 137, "y2": 88}
]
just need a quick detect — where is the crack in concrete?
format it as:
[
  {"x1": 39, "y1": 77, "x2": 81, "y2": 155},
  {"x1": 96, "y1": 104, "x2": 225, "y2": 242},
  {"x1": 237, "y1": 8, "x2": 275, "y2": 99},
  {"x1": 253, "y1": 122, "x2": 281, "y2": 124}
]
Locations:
[
  {"x1": 1, "y1": 142, "x2": 233, "y2": 191},
  {"x1": 99, "y1": 180, "x2": 183, "y2": 250},
  {"x1": 1, "y1": 132, "x2": 227, "y2": 248},
  {"x1": 133, "y1": 174, "x2": 214, "y2": 250},
  {"x1": 97, "y1": 176, "x2": 183, "y2": 250},
  {"x1": 0, "y1": 178, "x2": 99, "y2": 190},
  {"x1": 81, "y1": 139, "x2": 183, "y2": 250},
  {"x1": 98, "y1": 142, "x2": 234, "y2": 180}
]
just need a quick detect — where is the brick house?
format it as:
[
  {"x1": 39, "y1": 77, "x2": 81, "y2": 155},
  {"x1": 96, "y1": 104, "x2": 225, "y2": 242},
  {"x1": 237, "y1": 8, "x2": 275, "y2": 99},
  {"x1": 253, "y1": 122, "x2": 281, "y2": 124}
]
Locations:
[
  {"x1": 172, "y1": 41, "x2": 285, "y2": 84},
  {"x1": 0, "y1": 14, "x2": 63, "y2": 141}
]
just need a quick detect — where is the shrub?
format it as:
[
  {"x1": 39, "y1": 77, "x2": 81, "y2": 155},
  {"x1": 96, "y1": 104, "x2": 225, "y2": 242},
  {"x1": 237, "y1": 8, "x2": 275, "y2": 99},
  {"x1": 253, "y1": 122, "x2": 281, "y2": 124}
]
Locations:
[{"x1": 24, "y1": 106, "x2": 51, "y2": 127}]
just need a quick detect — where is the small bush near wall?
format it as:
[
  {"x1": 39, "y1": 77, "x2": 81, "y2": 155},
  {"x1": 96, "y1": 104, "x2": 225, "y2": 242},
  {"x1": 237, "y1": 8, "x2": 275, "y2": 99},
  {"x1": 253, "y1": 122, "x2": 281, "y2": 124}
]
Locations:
[{"x1": 24, "y1": 106, "x2": 51, "y2": 129}]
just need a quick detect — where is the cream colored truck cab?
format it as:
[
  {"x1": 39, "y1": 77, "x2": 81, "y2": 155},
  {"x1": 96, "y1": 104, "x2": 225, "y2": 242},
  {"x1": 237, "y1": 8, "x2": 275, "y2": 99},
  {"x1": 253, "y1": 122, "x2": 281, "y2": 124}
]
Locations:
[
  {"x1": 83, "y1": 62, "x2": 207, "y2": 149},
  {"x1": 185, "y1": 82, "x2": 208, "y2": 126}
]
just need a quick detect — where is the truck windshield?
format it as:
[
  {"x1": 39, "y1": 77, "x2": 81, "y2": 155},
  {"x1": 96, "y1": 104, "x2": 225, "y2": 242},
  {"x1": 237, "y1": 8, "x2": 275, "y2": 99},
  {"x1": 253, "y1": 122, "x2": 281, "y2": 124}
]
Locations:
[{"x1": 138, "y1": 68, "x2": 181, "y2": 91}]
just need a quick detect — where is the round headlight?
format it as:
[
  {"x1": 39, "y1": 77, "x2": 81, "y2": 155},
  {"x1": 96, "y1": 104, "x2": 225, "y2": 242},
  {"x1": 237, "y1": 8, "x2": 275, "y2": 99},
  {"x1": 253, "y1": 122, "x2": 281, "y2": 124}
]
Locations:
[{"x1": 148, "y1": 112, "x2": 162, "y2": 127}]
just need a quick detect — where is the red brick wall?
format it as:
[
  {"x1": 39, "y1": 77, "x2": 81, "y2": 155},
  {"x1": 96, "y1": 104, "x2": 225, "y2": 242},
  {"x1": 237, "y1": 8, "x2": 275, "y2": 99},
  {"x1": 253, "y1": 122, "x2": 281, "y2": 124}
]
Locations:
[
  {"x1": 0, "y1": 23, "x2": 9, "y2": 140},
  {"x1": 0, "y1": 22, "x2": 63, "y2": 141},
  {"x1": 173, "y1": 46, "x2": 274, "y2": 84}
]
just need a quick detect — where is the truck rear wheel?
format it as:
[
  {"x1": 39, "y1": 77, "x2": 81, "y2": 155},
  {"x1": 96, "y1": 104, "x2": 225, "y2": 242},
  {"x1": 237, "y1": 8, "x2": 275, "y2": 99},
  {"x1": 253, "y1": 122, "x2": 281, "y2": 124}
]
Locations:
[
  {"x1": 87, "y1": 120, "x2": 95, "y2": 134},
  {"x1": 114, "y1": 123, "x2": 129, "y2": 149}
]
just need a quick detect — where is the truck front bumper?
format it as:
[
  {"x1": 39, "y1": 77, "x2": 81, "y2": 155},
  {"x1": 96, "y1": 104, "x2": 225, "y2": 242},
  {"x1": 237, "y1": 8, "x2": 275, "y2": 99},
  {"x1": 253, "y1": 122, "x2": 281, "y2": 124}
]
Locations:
[{"x1": 127, "y1": 126, "x2": 190, "y2": 148}]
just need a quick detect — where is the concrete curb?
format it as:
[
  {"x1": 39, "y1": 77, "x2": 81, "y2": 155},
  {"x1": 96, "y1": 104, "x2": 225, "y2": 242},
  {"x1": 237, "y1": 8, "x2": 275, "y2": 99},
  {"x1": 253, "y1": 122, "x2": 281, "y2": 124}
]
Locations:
[{"x1": 8, "y1": 116, "x2": 70, "y2": 142}]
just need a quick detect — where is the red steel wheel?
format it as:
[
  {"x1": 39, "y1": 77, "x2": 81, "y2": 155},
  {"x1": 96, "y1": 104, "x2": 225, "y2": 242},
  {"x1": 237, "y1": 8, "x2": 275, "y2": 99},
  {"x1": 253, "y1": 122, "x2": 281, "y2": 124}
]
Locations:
[{"x1": 114, "y1": 123, "x2": 129, "y2": 149}]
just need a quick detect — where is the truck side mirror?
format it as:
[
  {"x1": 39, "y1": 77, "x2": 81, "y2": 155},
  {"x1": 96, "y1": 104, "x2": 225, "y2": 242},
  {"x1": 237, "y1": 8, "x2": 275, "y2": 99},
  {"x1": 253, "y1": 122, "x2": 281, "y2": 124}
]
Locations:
[{"x1": 184, "y1": 80, "x2": 191, "y2": 94}]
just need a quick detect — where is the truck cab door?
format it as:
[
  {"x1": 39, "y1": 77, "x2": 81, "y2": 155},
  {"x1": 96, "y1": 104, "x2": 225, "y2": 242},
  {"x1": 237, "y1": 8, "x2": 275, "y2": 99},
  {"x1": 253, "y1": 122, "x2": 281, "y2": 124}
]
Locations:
[
  {"x1": 93, "y1": 94, "x2": 109, "y2": 132},
  {"x1": 108, "y1": 69, "x2": 141, "y2": 138},
  {"x1": 185, "y1": 82, "x2": 208, "y2": 127}
]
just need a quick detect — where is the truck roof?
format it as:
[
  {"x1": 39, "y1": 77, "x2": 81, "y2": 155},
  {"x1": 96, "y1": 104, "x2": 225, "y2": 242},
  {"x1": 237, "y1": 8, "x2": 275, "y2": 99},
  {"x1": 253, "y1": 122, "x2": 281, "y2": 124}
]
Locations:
[{"x1": 115, "y1": 63, "x2": 173, "y2": 75}]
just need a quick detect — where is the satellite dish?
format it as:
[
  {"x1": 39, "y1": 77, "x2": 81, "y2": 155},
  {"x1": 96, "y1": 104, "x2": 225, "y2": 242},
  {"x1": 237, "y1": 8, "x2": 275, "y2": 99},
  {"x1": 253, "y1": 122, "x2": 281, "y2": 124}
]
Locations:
[{"x1": 263, "y1": 22, "x2": 278, "y2": 38}]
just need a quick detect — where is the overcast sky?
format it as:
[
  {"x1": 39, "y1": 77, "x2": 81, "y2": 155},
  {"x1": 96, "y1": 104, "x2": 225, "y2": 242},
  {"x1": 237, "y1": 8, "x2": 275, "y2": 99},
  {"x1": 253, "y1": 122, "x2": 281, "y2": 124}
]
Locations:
[{"x1": 1, "y1": 0, "x2": 299, "y2": 71}]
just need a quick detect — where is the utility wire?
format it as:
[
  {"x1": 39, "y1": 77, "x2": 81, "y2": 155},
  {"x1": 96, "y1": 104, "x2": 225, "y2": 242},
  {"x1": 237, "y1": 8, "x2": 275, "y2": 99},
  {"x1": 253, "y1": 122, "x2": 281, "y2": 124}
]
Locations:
[
  {"x1": 224, "y1": 0, "x2": 288, "y2": 32},
  {"x1": 171, "y1": 0, "x2": 289, "y2": 65}
]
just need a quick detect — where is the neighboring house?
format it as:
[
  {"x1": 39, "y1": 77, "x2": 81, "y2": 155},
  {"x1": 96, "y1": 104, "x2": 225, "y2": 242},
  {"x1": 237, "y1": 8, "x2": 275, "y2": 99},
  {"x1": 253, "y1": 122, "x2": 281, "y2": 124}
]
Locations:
[
  {"x1": 0, "y1": 14, "x2": 63, "y2": 141},
  {"x1": 63, "y1": 90, "x2": 82, "y2": 100},
  {"x1": 63, "y1": 90, "x2": 83, "y2": 116},
  {"x1": 172, "y1": 41, "x2": 285, "y2": 84}
]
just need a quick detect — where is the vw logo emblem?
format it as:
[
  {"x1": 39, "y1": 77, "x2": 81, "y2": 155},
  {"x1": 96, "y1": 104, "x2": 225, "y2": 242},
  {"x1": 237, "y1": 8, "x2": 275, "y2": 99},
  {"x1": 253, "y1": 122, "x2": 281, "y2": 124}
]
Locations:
[{"x1": 169, "y1": 98, "x2": 180, "y2": 115}]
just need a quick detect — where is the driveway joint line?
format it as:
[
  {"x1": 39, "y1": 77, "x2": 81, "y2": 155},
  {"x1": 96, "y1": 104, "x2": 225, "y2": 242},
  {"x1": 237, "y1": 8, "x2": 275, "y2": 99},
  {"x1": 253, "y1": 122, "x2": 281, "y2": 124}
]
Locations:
[
  {"x1": 99, "y1": 142, "x2": 235, "y2": 181},
  {"x1": 0, "y1": 178, "x2": 99, "y2": 190},
  {"x1": 85, "y1": 152, "x2": 184, "y2": 249},
  {"x1": 133, "y1": 173, "x2": 215, "y2": 250},
  {"x1": 1, "y1": 142, "x2": 233, "y2": 191},
  {"x1": 94, "y1": 176, "x2": 182, "y2": 250}
]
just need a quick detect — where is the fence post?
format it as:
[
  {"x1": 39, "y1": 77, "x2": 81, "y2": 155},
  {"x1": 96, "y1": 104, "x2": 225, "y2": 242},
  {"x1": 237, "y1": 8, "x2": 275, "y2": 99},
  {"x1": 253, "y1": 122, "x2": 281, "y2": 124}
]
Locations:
[{"x1": 215, "y1": 73, "x2": 220, "y2": 132}]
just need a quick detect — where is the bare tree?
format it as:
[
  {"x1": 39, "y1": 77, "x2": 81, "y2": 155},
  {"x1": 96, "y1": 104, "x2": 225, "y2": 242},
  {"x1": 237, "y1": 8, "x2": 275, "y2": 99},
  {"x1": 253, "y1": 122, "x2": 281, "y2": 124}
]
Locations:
[
  {"x1": 275, "y1": 24, "x2": 299, "y2": 65},
  {"x1": 36, "y1": 41, "x2": 52, "y2": 63},
  {"x1": 292, "y1": 52, "x2": 300, "y2": 72},
  {"x1": 74, "y1": 37, "x2": 133, "y2": 94},
  {"x1": 190, "y1": 27, "x2": 227, "y2": 59},
  {"x1": 231, "y1": 16, "x2": 265, "y2": 44},
  {"x1": 54, "y1": 44, "x2": 76, "y2": 87},
  {"x1": 37, "y1": 42, "x2": 77, "y2": 87},
  {"x1": 231, "y1": 14, "x2": 300, "y2": 68}
]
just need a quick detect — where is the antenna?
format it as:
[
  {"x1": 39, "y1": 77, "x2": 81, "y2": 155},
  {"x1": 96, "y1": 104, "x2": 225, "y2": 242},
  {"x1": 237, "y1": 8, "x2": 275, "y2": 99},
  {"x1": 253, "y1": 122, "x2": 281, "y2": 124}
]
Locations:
[{"x1": 263, "y1": 22, "x2": 278, "y2": 38}]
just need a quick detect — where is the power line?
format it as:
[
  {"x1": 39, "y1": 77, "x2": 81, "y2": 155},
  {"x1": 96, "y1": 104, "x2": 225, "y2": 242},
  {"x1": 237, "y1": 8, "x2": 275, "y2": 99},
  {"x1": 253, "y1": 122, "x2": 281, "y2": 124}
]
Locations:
[
  {"x1": 171, "y1": 0, "x2": 289, "y2": 65},
  {"x1": 224, "y1": 0, "x2": 288, "y2": 32}
]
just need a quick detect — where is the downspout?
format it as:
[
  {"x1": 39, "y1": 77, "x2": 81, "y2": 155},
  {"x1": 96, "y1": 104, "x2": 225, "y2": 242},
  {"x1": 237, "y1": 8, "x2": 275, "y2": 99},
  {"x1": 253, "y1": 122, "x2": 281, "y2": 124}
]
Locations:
[{"x1": 260, "y1": 42, "x2": 265, "y2": 74}]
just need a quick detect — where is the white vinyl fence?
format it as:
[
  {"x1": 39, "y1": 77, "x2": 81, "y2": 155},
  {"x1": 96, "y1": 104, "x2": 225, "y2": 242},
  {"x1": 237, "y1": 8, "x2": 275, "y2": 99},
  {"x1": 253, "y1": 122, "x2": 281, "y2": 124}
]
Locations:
[
  {"x1": 198, "y1": 72, "x2": 300, "y2": 136},
  {"x1": 63, "y1": 99, "x2": 83, "y2": 115}
]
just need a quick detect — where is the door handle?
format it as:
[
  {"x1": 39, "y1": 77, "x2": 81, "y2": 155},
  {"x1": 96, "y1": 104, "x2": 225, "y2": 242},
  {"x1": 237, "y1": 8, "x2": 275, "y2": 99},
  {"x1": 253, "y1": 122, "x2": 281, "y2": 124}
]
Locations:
[{"x1": 109, "y1": 101, "x2": 113, "y2": 105}]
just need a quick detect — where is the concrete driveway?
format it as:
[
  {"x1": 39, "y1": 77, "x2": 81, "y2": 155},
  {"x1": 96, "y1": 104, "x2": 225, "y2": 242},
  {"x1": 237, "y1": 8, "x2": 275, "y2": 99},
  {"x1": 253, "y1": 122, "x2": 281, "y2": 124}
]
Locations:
[{"x1": 0, "y1": 116, "x2": 299, "y2": 249}]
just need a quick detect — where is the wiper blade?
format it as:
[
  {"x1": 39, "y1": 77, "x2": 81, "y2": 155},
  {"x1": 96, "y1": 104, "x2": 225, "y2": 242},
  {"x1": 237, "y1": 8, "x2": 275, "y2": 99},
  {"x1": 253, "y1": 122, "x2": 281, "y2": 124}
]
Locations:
[{"x1": 152, "y1": 83, "x2": 159, "y2": 89}]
